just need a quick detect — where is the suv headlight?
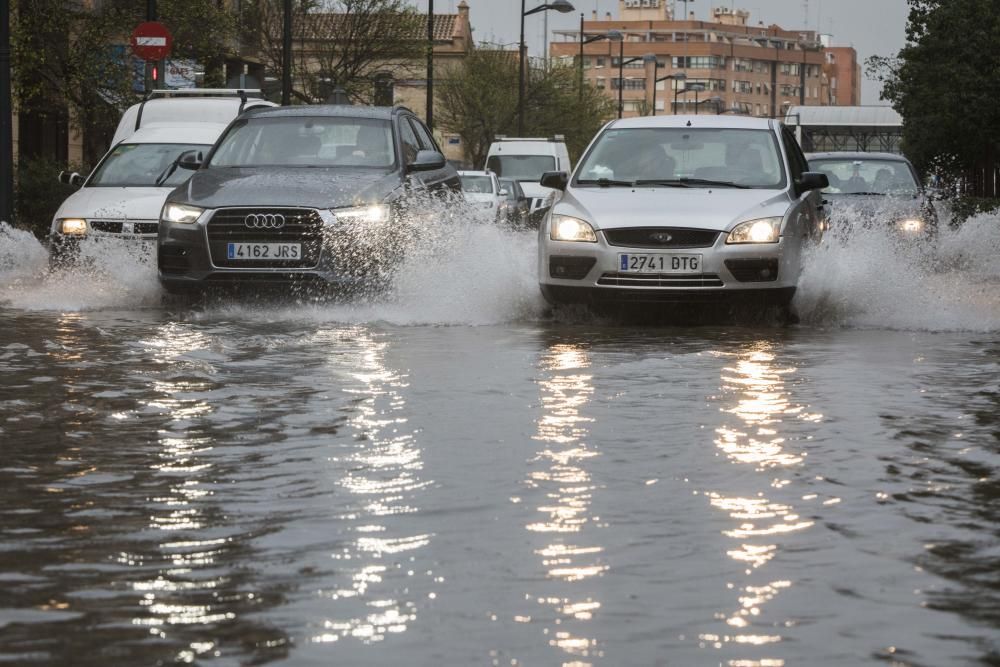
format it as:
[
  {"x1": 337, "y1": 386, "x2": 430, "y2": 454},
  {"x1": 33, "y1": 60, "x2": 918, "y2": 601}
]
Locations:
[
  {"x1": 550, "y1": 215, "x2": 597, "y2": 243},
  {"x1": 895, "y1": 218, "x2": 925, "y2": 234},
  {"x1": 727, "y1": 217, "x2": 782, "y2": 244},
  {"x1": 333, "y1": 205, "x2": 389, "y2": 224},
  {"x1": 162, "y1": 203, "x2": 204, "y2": 224},
  {"x1": 58, "y1": 218, "x2": 87, "y2": 235}
]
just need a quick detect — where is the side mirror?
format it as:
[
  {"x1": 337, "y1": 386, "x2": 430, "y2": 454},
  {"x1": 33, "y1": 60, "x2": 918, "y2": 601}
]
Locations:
[
  {"x1": 58, "y1": 171, "x2": 84, "y2": 188},
  {"x1": 408, "y1": 149, "x2": 446, "y2": 172},
  {"x1": 796, "y1": 171, "x2": 829, "y2": 195},
  {"x1": 540, "y1": 171, "x2": 569, "y2": 191},
  {"x1": 499, "y1": 188, "x2": 509, "y2": 197},
  {"x1": 177, "y1": 150, "x2": 203, "y2": 171}
]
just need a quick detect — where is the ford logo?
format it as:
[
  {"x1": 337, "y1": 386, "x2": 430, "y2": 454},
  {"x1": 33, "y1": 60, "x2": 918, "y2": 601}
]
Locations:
[
  {"x1": 650, "y1": 232, "x2": 673, "y2": 243},
  {"x1": 244, "y1": 213, "x2": 286, "y2": 229}
]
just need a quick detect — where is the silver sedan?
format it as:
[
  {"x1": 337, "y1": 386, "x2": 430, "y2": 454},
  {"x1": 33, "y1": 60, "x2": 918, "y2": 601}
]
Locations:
[{"x1": 537, "y1": 115, "x2": 828, "y2": 310}]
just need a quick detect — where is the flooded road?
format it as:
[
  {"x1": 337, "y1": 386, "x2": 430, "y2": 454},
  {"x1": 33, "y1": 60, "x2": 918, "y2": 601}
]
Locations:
[{"x1": 1, "y1": 217, "x2": 999, "y2": 666}]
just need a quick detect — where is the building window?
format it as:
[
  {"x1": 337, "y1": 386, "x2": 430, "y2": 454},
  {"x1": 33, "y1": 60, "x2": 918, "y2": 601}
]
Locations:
[
  {"x1": 733, "y1": 80, "x2": 752, "y2": 94},
  {"x1": 733, "y1": 58, "x2": 753, "y2": 72},
  {"x1": 611, "y1": 78, "x2": 647, "y2": 90},
  {"x1": 612, "y1": 57, "x2": 648, "y2": 69},
  {"x1": 673, "y1": 56, "x2": 725, "y2": 69},
  {"x1": 596, "y1": 77, "x2": 606, "y2": 89}
]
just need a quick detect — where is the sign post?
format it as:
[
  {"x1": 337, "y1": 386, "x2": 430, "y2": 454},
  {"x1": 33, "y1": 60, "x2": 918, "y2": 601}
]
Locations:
[{"x1": 130, "y1": 21, "x2": 173, "y2": 92}]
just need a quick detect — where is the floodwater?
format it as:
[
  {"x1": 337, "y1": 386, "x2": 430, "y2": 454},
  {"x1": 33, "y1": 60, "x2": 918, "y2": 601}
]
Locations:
[{"x1": 1, "y1": 213, "x2": 998, "y2": 666}]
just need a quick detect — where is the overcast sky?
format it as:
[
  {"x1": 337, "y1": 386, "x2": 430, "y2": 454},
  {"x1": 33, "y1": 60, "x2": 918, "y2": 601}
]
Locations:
[{"x1": 408, "y1": 0, "x2": 910, "y2": 104}]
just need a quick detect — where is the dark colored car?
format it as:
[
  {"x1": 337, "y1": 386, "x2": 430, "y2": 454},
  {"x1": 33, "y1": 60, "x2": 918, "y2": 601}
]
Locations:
[
  {"x1": 157, "y1": 105, "x2": 460, "y2": 294},
  {"x1": 806, "y1": 152, "x2": 938, "y2": 239},
  {"x1": 498, "y1": 178, "x2": 531, "y2": 227}
]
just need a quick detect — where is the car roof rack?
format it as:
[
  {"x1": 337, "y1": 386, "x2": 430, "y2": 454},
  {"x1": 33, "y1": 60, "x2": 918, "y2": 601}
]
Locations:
[{"x1": 135, "y1": 89, "x2": 265, "y2": 131}]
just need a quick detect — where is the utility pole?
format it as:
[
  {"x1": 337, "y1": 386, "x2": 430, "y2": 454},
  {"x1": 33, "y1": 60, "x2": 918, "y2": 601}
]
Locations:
[
  {"x1": 145, "y1": 0, "x2": 157, "y2": 91},
  {"x1": 282, "y1": 0, "x2": 292, "y2": 105},
  {"x1": 0, "y1": 0, "x2": 13, "y2": 225},
  {"x1": 426, "y1": 0, "x2": 434, "y2": 129}
]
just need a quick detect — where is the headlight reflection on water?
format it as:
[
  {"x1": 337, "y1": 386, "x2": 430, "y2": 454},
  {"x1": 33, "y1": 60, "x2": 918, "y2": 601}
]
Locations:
[
  {"x1": 523, "y1": 343, "x2": 605, "y2": 663},
  {"x1": 703, "y1": 344, "x2": 821, "y2": 664}
]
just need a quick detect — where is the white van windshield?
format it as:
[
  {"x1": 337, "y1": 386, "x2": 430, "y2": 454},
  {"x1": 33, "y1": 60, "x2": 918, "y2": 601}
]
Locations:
[
  {"x1": 485, "y1": 155, "x2": 555, "y2": 181},
  {"x1": 89, "y1": 143, "x2": 209, "y2": 187}
]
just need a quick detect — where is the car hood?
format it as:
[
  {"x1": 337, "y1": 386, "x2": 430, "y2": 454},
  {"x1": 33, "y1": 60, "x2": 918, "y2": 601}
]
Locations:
[
  {"x1": 173, "y1": 168, "x2": 403, "y2": 209},
  {"x1": 557, "y1": 187, "x2": 792, "y2": 231},
  {"x1": 54, "y1": 186, "x2": 171, "y2": 221}
]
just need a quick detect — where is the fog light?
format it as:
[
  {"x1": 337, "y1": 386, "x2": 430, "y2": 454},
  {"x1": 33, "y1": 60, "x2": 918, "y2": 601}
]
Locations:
[{"x1": 59, "y1": 218, "x2": 87, "y2": 235}]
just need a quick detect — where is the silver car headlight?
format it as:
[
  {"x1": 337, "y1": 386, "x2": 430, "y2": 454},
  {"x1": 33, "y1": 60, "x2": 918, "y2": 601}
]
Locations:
[
  {"x1": 162, "y1": 203, "x2": 204, "y2": 224},
  {"x1": 727, "y1": 217, "x2": 782, "y2": 244},
  {"x1": 550, "y1": 215, "x2": 597, "y2": 243},
  {"x1": 58, "y1": 218, "x2": 87, "y2": 235},
  {"x1": 895, "y1": 218, "x2": 925, "y2": 234},
  {"x1": 333, "y1": 204, "x2": 389, "y2": 224}
]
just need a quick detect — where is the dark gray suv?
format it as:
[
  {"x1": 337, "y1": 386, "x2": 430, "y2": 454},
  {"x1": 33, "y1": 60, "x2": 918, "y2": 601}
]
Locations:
[{"x1": 157, "y1": 105, "x2": 459, "y2": 293}]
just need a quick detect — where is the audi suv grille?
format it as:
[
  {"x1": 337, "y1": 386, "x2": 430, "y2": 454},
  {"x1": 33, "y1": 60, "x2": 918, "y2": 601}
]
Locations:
[
  {"x1": 603, "y1": 227, "x2": 720, "y2": 249},
  {"x1": 207, "y1": 207, "x2": 324, "y2": 268}
]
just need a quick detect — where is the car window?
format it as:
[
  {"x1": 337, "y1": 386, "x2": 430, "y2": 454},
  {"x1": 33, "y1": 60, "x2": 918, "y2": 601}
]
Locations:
[
  {"x1": 88, "y1": 143, "x2": 209, "y2": 187},
  {"x1": 576, "y1": 128, "x2": 785, "y2": 188},
  {"x1": 409, "y1": 118, "x2": 438, "y2": 152},
  {"x1": 398, "y1": 119, "x2": 420, "y2": 164},
  {"x1": 209, "y1": 116, "x2": 396, "y2": 168},
  {"x1": 460, "y1": 175, "x2": 494, "y2": 193},
  {"x1": 485, "y1": 155, "x2": 556, "y2": 181},
  {"x1": 809, "y1": 158, "x2": 920, "y2": 195}
]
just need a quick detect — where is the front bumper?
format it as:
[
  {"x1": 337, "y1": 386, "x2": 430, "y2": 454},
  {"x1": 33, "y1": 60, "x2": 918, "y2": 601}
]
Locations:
[
  {"x1": 48, "y1": 225, "x2": 158, "y2": 265},
  {"x1": 539, "y1": 227, "x2": 800, "y2": 305},
  {"x1": 157, "y1": 207, "x2": 398, "y2": 293}
]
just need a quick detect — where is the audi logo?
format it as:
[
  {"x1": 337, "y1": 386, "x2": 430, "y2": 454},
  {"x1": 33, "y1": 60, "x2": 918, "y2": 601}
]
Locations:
[{"x1": 244, "y1": 213, "x2": 286, "y2": 229}]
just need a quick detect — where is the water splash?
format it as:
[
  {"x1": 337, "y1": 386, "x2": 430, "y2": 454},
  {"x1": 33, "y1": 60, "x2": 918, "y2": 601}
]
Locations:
[
  {"x1": 0, "y1": 223, "x2": 162, "y2": 312},
  {"x1": 795, "y1": 208, "x2": 1000, "y2": 332}
]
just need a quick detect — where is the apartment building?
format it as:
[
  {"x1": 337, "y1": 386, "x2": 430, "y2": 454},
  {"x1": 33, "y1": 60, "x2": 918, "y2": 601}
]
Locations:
[{"x1": 550, "y1": 1, "x2": 860, "y2": 117}]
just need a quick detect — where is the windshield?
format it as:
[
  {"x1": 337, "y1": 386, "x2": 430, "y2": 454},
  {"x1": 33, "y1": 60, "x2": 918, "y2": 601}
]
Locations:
[
  {"x1": 485, "y1": 155, "x2": 555, "y2": 181},
  {"x1": 88, "y1": 143, "x2": 209, "y2": 187},
  {"x1": 460, "y1": 175, "x2": 495, "y2": 194},
  {"x1": 209, "y1": 116, "x2": 396, "y2": 168},
  {"x1": 809, "y1": 158, "x2": 919, "y2": 195},
  {"x1": 576, "y1": 128, "x2": 785, "y2": 188}
]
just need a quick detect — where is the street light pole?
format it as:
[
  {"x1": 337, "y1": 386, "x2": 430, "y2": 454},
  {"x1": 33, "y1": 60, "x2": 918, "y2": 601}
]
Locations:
[
  {"x1": 652, "y1": 72, "x2": 685, "y2": 116},
  {"x1": 518, "y1": 0, "x2": 575, "y2": 136},
  {"x1": 617, "y1": 50, "x2": 656, "y2": 119},
  {"x1": 426, "y1": 0, "x2": 434, "y2": 129},
  {"x1": 578, "y1": 13, "x2": 583, "y2": 102}
]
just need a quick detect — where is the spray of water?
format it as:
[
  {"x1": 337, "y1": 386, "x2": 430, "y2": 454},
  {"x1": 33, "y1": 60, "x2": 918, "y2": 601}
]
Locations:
[
  {"x1": 2, "y1": 201, "x2": 997, "y2": 331},
  {"x1": 795, "y1": 207, "x2": 1000, "y2": 332}
]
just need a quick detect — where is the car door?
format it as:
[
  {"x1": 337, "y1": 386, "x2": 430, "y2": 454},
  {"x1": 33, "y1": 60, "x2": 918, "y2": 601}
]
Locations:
[
  {"x1": 407, "y1": 116, "x2": 461, "y2": 194},
  {"x1": 781, "y1": 126, "x2": 823, "y2": 240}
]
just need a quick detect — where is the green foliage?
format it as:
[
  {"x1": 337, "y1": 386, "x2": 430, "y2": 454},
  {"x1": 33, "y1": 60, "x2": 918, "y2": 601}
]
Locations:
[
  {"x1": 14, "y1": 158, "x2": 84, "y2": 239},
  {"x1": 948, "y1": 197, "x2": 1000, "y2": 223},
  {"x1": 869, "y1": 0, "x2": 1000, "y2": 189},
  {"x1": 436, "y1": 48, "x2": 616, "y2": 169}
]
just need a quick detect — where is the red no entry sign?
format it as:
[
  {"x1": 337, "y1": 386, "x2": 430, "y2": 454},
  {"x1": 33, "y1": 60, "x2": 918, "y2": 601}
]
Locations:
[{"x1": 130, "y1": 21, "x2": 173, "y2": 61}]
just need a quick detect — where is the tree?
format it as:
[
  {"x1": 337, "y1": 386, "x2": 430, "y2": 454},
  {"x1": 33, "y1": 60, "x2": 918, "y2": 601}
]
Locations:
[
  {"x1": 869, "y1": 0, "x2": 1000, "y2": 197},
  {"x1": 11, "y1": 0, "x2": 238, "y2": 163},
  {"x1": 437, "y1": 48, "x2": 615, "y2": 169},
  {"x1": 245, "y1": 0, "x2": 424, "y2": 104}
]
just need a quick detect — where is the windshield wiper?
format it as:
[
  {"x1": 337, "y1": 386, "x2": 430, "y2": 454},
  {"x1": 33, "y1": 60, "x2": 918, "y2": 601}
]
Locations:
[
  {"x1": 577, "y1": 178, "x2": 635, "y2": 187},
  {"x1": 154, "y1": 161, "x2": 179, "y2": 187},
  {"x1": 664, "y1": 177, "x2": 751, "y2": 189},
  {"x1": 633, "y1": 179, "x2": 692, "y2": 187}
]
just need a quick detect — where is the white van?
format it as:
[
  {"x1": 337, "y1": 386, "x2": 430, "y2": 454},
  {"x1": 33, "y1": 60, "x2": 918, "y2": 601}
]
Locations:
[
  {"x1": 484, "y1": 137, "x2": 571, "y2": 215},
  {"x1": 48, "y1": 89, "x2": 275, "y2": 265}
]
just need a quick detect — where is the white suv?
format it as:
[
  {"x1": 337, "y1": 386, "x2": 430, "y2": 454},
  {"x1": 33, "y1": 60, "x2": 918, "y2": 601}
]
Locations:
[
  {"x1": 485, "y1": 137, "x2": 571, "y2": 216},
  {"x1": 48, "y1": 89, "x2": 275, "y2": 266}
]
